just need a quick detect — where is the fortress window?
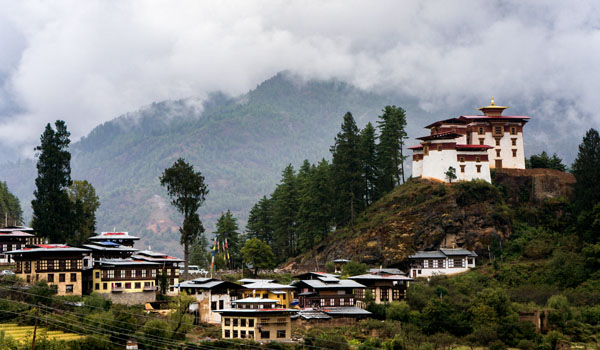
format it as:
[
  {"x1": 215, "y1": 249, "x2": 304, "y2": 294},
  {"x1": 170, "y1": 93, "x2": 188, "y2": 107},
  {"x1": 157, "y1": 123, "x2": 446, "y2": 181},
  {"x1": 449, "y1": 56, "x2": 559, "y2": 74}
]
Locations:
[
  {"x1": 496, "y1": 149, "x2": 501, "y2": 157},
  {"x1": 459, "y1": 156, "x2": 465, "y2": 162},
  {"x1": 423, "y1": 145, "x2": 429, "y2": 155},
  {"x1": 512, "y1": 138, "x2": 517, "y2": 146},
  {"x1": 478, "y1": 127, "x2": 484, "y2": 135},
  {"x1": 460, "y1": 165, "x2": 465, "y2": 173},
  {"x1": 512, "y1": 149, "x2": 517, "y2": 157},
  {"x1": 494, "y1": 126, "x2": 503, "y2": 136},
  {"x1": 479, "y1": 138, "x2": 484, "y2": 145},
  {"x1": 495, "y1": 138, "x2": 500, "y2": 146},
  {"x1": 511, "y1": 127, "x2": 517, "y2": 135},
  {"x1": 437, "y1": 144, "x2": 442, "y2": 152},
  {"x1": 476, "y1": 156, "x2": 481, "y2": 163},
  {"x1": 476, "y1": 165, "x2": 482, "y2": 173}
]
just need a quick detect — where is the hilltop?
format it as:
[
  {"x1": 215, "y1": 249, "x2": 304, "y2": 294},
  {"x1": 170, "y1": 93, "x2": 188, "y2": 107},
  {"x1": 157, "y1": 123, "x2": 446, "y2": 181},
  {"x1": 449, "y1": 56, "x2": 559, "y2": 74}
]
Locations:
[{"x1": 288, "y1": 168, "x2": 576, "y2": 270}]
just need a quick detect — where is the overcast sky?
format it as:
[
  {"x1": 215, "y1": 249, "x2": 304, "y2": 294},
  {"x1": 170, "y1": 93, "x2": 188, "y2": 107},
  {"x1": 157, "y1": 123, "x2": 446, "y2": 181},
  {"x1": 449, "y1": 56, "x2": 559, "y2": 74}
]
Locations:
[{"x1": 1, "y1": 0, "x2": 599, "y2": 161}]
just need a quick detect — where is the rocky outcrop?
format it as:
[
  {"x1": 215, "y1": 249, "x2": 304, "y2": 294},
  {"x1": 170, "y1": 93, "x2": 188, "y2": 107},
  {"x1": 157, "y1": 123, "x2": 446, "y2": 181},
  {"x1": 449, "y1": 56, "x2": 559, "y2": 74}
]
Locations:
[{"x1": 493, "y1": 168, "x2": 575, "y2": 204}]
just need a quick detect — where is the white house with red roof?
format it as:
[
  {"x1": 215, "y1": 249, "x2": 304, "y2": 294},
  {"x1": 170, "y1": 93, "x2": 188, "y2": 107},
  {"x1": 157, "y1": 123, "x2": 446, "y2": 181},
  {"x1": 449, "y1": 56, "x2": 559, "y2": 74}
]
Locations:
[{"x1": 410, "y1": 99, "x2": 529, "y2": 183}]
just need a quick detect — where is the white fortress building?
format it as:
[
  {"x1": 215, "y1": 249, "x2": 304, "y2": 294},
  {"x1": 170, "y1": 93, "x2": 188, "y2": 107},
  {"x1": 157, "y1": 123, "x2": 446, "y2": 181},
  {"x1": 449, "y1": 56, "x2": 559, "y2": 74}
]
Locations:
[{"x1": 409, "y1": 99, "x2": 529, "y2": 183}]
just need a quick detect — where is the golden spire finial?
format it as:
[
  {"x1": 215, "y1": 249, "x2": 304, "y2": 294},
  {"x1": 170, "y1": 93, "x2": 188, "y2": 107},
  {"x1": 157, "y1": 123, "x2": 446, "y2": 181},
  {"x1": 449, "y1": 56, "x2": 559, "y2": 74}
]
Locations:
[{"x1": 491, "y1": 97, "x2": 495, "y2": 106}]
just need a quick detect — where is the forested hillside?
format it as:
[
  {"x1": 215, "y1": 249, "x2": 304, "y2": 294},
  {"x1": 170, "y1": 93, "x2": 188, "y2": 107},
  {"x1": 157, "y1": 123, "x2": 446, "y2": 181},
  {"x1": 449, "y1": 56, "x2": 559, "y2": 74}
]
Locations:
[
  {"x1": 0, "y1": 73, "x2": 404, "y2": 255},
  {"x1": 0, "y1": 181, "x2": 21, "y2": 226}
]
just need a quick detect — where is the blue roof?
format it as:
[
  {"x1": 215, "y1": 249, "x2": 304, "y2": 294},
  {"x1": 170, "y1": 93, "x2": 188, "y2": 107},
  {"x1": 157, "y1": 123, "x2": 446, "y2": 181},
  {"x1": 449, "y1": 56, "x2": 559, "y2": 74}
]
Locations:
[{"x1": 97, "y1": 241, "x2": 120, "y2": 246}]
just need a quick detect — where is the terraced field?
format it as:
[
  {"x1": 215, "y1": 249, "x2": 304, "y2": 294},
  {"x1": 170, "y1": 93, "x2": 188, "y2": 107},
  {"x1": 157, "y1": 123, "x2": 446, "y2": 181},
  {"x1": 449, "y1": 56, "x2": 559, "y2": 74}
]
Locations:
[{"x1": 0, "y1": 323, "x2": 85, "y2": 342}]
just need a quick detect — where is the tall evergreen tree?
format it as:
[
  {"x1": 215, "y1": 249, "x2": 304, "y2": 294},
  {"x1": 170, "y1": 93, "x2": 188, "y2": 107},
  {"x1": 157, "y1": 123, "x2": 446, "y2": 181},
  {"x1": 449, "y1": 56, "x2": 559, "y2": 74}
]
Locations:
[
  {"x1": 160, "y1": 158, "x2": 208, "y2": 280},
  {"x1": 376, "y1": 106, "x2": 408, "y2": 195},
  {"x1": 31, "y1": 121, "x2": 74, "y2": 243},
  {"x1": 246, "y1": 196, "x2": 274, "y2": 245},
  {"x1": 360, "y1": 122, "x2": 379, "y2": 206},
  {"x1": 572, "y1": 129, "x2": 600, "y2": 213},
  {"x1": 272, "y1": 164, "x2": 298, "y2": 260},
  {"x1": 67, "y1": 180, "x2": 100, "y2": 246},
  {"x1": 330, "y1": 112, "x2": 364, "y2": 226},
  {"x1": 214, "y1": 210, "x2": 242, "y2": 268},
  {"x1": 0, "y1": 181, "x2": 22, "y2": 227}
]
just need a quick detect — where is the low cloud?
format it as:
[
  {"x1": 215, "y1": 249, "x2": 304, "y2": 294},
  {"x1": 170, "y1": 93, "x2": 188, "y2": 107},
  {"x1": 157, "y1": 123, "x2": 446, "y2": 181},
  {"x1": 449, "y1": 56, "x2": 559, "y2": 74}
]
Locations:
[{"x1": 0, "y1": 0, "x2": 599, "y2": 161}]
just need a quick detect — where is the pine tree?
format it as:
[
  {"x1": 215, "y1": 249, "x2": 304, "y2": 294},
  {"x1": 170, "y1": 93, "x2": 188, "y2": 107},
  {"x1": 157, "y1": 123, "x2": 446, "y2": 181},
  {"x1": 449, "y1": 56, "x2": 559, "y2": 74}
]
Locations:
[
  {"x1": 360, "y1": 122, "x2": 379, "y2": 206},
  {"x1": 246, "y1": 196, "x2": 274, "y2": 245},
  {"x1": 214, "y1": 210, "x2": 241, "y2": 268},
  {"x1": 31, "y1": 121, "x2": 74, "y2": 243},
  {"x1": 160, "y1": 158, "x2": 208, "y2": 280},
  {"x1": 330, "y1": 112, "x2": 364, "y2": 226},
  {"x1": 572, "y1": 129, "x2": 600, "y2": 213},
  {"x1": 376, "y1": 106, "x2": 408, "y2": 195},
  {"x1": 272, "y1": 164, "x2": 298, "y2": 260}
]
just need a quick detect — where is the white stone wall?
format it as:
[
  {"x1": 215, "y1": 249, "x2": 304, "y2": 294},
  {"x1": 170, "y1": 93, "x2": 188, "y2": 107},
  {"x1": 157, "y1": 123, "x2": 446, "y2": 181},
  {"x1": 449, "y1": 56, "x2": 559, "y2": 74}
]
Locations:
[
  {"x1": 457, "y1": 157, "x2": 491, "y2": 183},
  {"x1": 469, "y1": 126, "x2": 525, "y2": 169},
  {"x1": 412, "y1": 150, "x2": 423, "y2": 178},
  {"x1": 421, "y1": 146, "x2": 459, "y2": 182},
  {"x1": 195, "y1": 291, "x2": 234, "y2": 324}
]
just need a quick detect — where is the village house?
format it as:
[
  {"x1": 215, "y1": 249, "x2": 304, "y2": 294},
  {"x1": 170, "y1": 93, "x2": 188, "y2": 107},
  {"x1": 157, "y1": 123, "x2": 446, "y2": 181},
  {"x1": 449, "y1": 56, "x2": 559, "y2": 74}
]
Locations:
[
  {"x1": 177, "y1": 277, "x2": 244, "y2": 324},
  {"x1": 332, "y1": 259, "x2": 350, "y2": 273},
  {"x1": 348, "y1": 268, "x2": 413, "y2": 304},
  {"x1": 408, "y1": 248, "x2": 477, "y2": 278},
  {"x1": 0, "y1": 226, "x2": 44, "y2": 265},
  {"x1": 88, "y1": 258, "x2": 159, "y2": 305},
  {"x1": 133, "y1": 250, "x2": 183, "y2": 295},
  {"x1": 240, "y1": 281, "x2": 295, "y2": 309},
  {"x1": 292, "y1": 272, "x2": 365, "y2": 308},
  {"x1": 7, "y1": 244, "x2": 92, "y2": 296},
  {"x1": 216, "y1": 297, "x2": 297, "y2": 342},
  {"x1": 410, "y1": 99, "x2": 530, "y2": 183}
]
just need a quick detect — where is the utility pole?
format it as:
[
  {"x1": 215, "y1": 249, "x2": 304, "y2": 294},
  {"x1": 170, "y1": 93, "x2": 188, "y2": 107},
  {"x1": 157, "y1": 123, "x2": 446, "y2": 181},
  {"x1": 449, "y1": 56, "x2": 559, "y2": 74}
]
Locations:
[{"x1": 31, "y1": 305, "x2": 39, "y2": 350}]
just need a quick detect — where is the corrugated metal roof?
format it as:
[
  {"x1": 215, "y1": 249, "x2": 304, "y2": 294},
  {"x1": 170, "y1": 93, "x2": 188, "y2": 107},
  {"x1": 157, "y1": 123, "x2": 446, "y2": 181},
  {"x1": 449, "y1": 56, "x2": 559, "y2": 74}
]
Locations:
[
  {"x1": 321, "y1": 307, "x2": 372, "y2": 316},
  {"x1": 408, "y1": 251, "x2": 447, "y2": 259},
  {"x1": 369, "y1": 268, "x2": 405, "y2": 275},
  {"x1": 440, "y1": 248, "x2": 477, "y2": 257},
  {"x1": 299, "y1": 279, "x2": 365, "y2": 289},
  {"x1": 348, "y1": 274, "x2": 413, "y2": 281},
  {"x1": 237, "y1": 278, "x2": 275, "y2": 283},
  {"x1": 233, "y1": 297, "x2": 279, "y2": 303},
  {"x1": 242, "y1": 281, "x2": 295, "y2": 290}
]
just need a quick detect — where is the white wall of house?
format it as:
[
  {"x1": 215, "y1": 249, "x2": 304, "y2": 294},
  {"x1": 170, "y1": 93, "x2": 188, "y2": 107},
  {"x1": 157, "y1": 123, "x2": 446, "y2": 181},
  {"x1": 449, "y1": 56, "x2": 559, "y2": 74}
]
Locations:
[
  {"x1": 409, "y1": 257, "x2": 476, "y2": 278},
  {"x1": 421, "y1": 146, "x2": 459, "y2": 182},
  {"x1": 194, "y1": 290, "x2": 234, "y2": 324},
  {"x1": 469, "y1": 124, "x2": 525, "y2": 169}
]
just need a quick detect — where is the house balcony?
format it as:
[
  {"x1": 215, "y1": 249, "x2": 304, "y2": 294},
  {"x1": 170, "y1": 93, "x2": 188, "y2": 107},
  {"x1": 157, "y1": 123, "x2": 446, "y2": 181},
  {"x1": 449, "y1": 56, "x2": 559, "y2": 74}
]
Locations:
[
  {"x1": 112, "y1": 286, "x2": 124, "y2": 293},
  {"x1": 300, "y1": 293, "x2": 356, "y2": 308}
]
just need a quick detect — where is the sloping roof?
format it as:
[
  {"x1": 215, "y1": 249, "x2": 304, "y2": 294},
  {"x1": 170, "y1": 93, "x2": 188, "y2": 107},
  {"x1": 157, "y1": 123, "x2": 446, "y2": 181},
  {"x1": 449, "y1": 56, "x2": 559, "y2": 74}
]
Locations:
[
  {"x1": 90, "y1": 232, "x2": 140, "y2": 240},
  {"x1": 408, "y1": 251, "x2": 447, "y2": 259},
  {"x1": 7, "y1": 245, "x2": 91, "y2": 254},
  {"x1": 298, "y1": 279, "x2": 365, "y2": 289},
  {"x1": 440, "y1": 248, "x2": 477, "y2": 257},
  {"x1": 369, "y1": 268, "x2": 405, "y2": 275},
  {"x1": 416, "y1": 132, "x2": 462, "y2": 141},
  {"x1": 0, "y1": 230, "x2": 34, "y2": 237},
  {"x1": 178, "y1": 278, "x2": 242, "y2": 290},
  {"x1": 408, "y1": 145, "x2": 423, "y2": 150},
  {"x1": 333, "y1": 259, "x2": 350, "y2": 263},
  {"x1": 83, "y1": 244, "x2": 138, "y2": 252},
  {"x1": 348, "y1": 273, "x2": 413, "y2": 281},
  {"x1": 293, "y1": 272, "x2": 340, "y2": 280},
  {"x1": 321, "y1": 307, "x2": 372, "y2": 316},
  {"x1": 242, "y1": 281, "x2": 295, "y2": 290},
  {"x1": 97, "y1": 258, "x2": 159, "y2": 266},
  {"x1": 237, "y1": 278, "x2": 276, "y2": 284},
  {"x1": 293, "y1": 310, "x2": 332, "y2": 320},
  {"x1": 460, "y1": 115, "x2": 530, "y2": 120},
  {"x1": 455, "y1": 144, "x2": 493, "y2": 150},
  {"x1": 133, "y1": 250, "x2": 183, "y2": 262},
  {"x1": 425, "y1": 118, "x2": 468, "y2": 129}
]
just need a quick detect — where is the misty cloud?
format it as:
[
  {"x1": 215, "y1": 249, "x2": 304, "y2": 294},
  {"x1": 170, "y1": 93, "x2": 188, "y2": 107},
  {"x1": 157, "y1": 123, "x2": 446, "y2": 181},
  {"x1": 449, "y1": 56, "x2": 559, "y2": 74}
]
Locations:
[{"x1": 0, "y1": 0, "x2": 599, "y2": 161}]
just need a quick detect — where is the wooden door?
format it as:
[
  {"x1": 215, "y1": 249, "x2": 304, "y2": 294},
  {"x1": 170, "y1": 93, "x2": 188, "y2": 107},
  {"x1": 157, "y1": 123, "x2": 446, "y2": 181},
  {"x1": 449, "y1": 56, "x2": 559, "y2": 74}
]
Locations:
[{"x1": 495, "y1": 159, "x2": 502, "y2": 168}]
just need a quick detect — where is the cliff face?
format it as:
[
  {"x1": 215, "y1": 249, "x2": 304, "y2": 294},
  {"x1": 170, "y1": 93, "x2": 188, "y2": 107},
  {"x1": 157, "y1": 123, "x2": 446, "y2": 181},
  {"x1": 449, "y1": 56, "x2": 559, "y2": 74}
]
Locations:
[{"x1": 288, "y1": 170, "x2": 575, "y2": 271}]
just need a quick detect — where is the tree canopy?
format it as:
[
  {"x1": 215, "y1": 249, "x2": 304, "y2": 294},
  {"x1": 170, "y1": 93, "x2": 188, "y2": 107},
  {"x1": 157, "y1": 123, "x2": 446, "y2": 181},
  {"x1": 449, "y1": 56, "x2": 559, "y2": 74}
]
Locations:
[
  {"x1": 67, "y1": 180, "x2": 100, "y2": 245},
  {"x1": 526, "y1": 151, "x2": 566, "y2": 171},
  {"x1": 0, "y1": 181, "x2": 22, "y2": 227},
  {"x1": 241, "y1": 238, "x2": 276, "y2": 277}
]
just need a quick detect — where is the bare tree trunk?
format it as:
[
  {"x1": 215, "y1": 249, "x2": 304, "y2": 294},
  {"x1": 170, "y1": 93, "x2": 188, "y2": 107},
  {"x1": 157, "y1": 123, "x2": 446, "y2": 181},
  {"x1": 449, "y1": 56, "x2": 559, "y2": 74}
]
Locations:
[
  {"x1": 184, "y1": 241, "x2": 189, "y2": 281},
  {"x1": 400, "y1": 146, "x2": 405, "y2": 183}
]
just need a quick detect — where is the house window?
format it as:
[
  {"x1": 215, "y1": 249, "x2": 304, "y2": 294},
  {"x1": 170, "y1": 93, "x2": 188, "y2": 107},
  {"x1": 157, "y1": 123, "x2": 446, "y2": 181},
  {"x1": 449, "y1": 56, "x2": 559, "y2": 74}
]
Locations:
[
  {"x1": 47, "y1": 274, "x2": 54, "y2": 282},
  {"x1": 248, "y1": 319, "x2": 254, "y2": 327},
  {"x1": 224, "y1": 330, "x2": 231, "y2": 338},
  {"x1": 95, "y1": 271, "x2": 100, "y2": 279},
  {"x1": 427, "y1": 259, "x2": 434, "y2": 268},
  {"x1": 95, "y1": 283, "x2": 99, "y2": 290},
  {"x1": 511, "y1": 138, "x2": 517, "y2": 146},
  {"x1": 381, "y1": 288, "x2": 389, "y2": 301},
  {"x1": 131, "y1": 270, "x2": 136, "y2": 278},
  {"x1": 224, "y1": 318, "x2": 230, "y2": 326},
  {"x1": 59, "y1": 274, "x2": 66, "y2": 282},
  {"x1": 249, "y1": 331, "x2": 254, "y2": 339},
  {"x1": 479, "y1": 138, "x2": 484, "y2": 145},
  {"x1": 453, "y1": 258, "x2": 464, "y2": 268},
  {"x1": 393, "y1": 289, "x2": 400, "y2": 300},
  {"x1": 70, "y1": 273, "x2": 77, "y2": 282},
  {"x1": 277, "y1": 330, "x2": 286, "y2": 339},
  {"x1": 476, "y1": 165, "x2": 482, "y2": 173},
  {"x1": 233, "y1": 330, "x2": 238, "y2": 338},
  {"x1": 219, "y1": 300, "x2": 224, "y2": 309},
  {"x1": 350, "y1": 298, "x2": 354, "y2": 305},
  {"x1": 438, "y1": 259, "x2": 445, "y2": 268},
  {"x1": 241, "y1": 330, "x2": 246, "y2": 339},
  {"x1": 151, "y1": 269, "x2": 156, "y2": 278},
  {"x1": 65, "y1": 260, "x2": 71, "y2": 270},
  {"x1": 460, "y1": 165, "x2": 465, "y2": 173},
  {"x1": 495, "y1": 138, "x2": 500, "y2": 146},
  {"x1": 478, "y1": 127, "x2": 484, "y2": 135},
  {"x1": 39, "y1": 260, "x2": 47, "y2": 270},
  {"x1": 355, "y1": 289, "x2": 364, "y2": 300},
  {"x1": 108, "y1": 270, "x2": 114, "y2": 278},
  {"x1": 24, "y1": 261, "x2": 31, "y2": 273},
  {"x1": 120, "y1": 270, "x2": 125, "y2": 279},
  {"x1": 320, "y1": 299, "x2": 325, "y2": 307},
  {"x1": 340, "y1": 298, "x2": 345, "y2": 306},
  {"x1": 260, "y1": 331, "x2": 270, "y2": 339},
  {"x1": 141, "y1": 270, "x2": 147, "y2": 278},
  {"x1": 437, "y1": 144, "x2": 442, "y2": 152},
  {"x1": 103, "y1": 283, "x2": 107, "y2": 290},
  {"x1": 511, "y1": 127, "x2": 517, "y2": 135},
  {"x1": 233, "y1": 318, "x2": 239, "y2": 326},
  {"x1": 135, "y1": 282, "x2": 141, "y2": 289},
  {"x1": 211, "y1": 301, "x2": 217, "y2": 310},
  {"x1": 512, "y1": 149, "x2": 517, "y2": 157},
  {"x1": 459, "y1": 156, "x2": 465, "y2": 162},
  {"x1": 496, "y1": 149, "x2": 501, "y2": 157},
  {"x1": 65, "y1": 285, "x2": 73, "y2": 294}
]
